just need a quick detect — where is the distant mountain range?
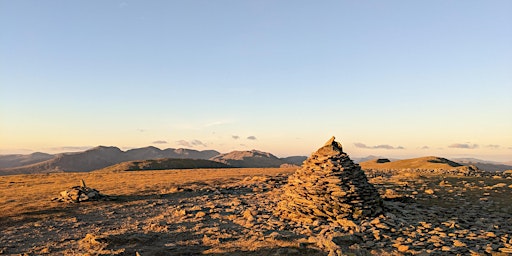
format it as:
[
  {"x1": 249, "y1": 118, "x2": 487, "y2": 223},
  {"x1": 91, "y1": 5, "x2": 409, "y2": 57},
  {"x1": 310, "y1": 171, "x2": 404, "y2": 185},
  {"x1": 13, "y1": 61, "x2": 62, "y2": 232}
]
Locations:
[
  {"x1": 0, "y1": 146, "x2": 510, "y2": 176},
  {"x1": 0, "y1": 152, "x2": 55, "y2": 169},
  {"x1": 452, "y1": 158, "x2": 512, "y2": 172},
  {"x1": 0, "y1": 146, "x2": 305, "y2": 175},
  {"x1": 0, "y1": 146, "x2": 221, "y2": 175}
]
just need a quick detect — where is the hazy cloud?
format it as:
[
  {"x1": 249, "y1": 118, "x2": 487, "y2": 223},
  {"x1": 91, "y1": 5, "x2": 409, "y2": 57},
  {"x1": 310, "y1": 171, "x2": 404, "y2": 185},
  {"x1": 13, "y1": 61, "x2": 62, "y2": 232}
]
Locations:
[
  {"x1": 191, "y1": 139, "x2": 207, "y2": 147},
  {"x1": 420, "y1": 146, "x2": 430, "y2": 150},
  {"x1": 136, "y1": 129, "x2": 146, "y2": 132},
  {"x1": 177, "y1": 139, "x2": 207, "y2": 148},
  {"x1": 177, "y1": 140, "x2": 191, "y2": 147},
  {"x1": 0, "y1": 148, "x2": 34, "y2": 154},
  {"x1": 49, "y1": 146, "x2": 93, "y2": 152},
  {"x1": 486, "y1": 144, "x2": 500, "y2": 149},
  {"x1": 448, "y1": 143, "x2": 479, "y2": 149},
  {"x1": 152, "y1": 140, "x2": 168, "y2": 144},
  {"x1": 232, "y1": 135, "x2": 240, "y2": 140},
  {"x1": 354, "y1": 143, "x2": 404, "y2": 150},
  {"x1": 247, "y1": 136, "x2": 257, "y2": 140}
]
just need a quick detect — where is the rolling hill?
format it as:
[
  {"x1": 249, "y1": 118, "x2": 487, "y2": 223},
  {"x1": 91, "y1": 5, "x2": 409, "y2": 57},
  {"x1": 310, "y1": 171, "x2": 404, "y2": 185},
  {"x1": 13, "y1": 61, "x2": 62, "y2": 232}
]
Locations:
[
  {"x1": 94, "y1": 158, "x2": 231, "y2": 172},
  {"x1": 359, "y1": 156, "x2": 465, "y2": 170}
]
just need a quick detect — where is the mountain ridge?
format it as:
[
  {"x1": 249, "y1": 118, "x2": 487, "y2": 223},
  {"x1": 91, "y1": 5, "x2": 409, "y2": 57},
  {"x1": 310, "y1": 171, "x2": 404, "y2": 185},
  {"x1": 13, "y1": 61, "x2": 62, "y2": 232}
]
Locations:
[
  {"x1": 0, "y1": 146, "x2": 221, "y2": 175},
  {"x1": 209, "y1": 150, "x2": 286, "y2": 168}
]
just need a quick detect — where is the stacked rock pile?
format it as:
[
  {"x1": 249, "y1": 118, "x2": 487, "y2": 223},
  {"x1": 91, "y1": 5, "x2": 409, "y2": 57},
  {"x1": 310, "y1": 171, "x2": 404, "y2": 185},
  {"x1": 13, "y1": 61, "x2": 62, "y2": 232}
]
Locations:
[
  {"x1": 53, "y1": 180, "x2": 107, "y2": 203},
  {"x1": 276, "y1": 137, "x2": 383, "y2": 225}
]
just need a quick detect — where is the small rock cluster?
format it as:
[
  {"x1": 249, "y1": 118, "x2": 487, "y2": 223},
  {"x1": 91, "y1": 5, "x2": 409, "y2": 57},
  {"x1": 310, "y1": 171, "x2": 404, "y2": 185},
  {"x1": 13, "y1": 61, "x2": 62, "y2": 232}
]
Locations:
[
  {"x1": 52, "y1": 180, "x2": 107, "y2": 203},
  {"x1": 276, "y1": 137, "x2": 383, "y2": 225}
]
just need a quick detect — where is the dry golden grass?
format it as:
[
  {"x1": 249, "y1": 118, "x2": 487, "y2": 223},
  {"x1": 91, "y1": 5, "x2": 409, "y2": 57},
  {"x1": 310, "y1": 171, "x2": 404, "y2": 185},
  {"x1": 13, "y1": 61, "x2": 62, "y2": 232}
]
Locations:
[{"x1": 0, "y1": 168, "x2": 296, "y2": 219}]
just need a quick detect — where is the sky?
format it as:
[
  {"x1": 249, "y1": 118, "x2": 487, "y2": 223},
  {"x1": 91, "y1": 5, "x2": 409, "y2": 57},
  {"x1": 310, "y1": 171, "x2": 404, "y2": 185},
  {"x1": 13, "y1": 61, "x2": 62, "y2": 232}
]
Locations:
[{"x1": 1, "y1": 1, "x2": 511, "y2": 162}]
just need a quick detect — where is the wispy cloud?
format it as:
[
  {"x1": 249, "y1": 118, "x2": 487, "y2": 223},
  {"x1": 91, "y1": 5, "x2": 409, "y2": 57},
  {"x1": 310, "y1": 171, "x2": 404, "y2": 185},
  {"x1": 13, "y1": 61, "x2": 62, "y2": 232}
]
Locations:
[
  {"x1": 448, "y1": 143, "x2": 479, "y2": 149},
  {"x1": 354, "y1": 143, "x2": 404, "y2": 150},
  {"x1": 152, "y1": 140, "x2": 168, "y2": 144},
  {"x1": 176, "y1": 139, "x2": 207, "y2": 148},
  {"x1": 486, "y1": 144, "x2": 500, "y2": 149},
  {"x1": 136, "y1": 129, "x2": 146, "y2": 132},
  {"x1": 172, "y1": 120, "x2": 232, "y2": 131},
  {"x1": 204, "y1": 120, "x2": 231, "y2": 128},
  {"x1": 420, "y1": 146, "x2": 430, "y2": 150},
  {"x1": 247, "y1": 136, "x2": 257, "y2": 140},
  {"x1": 232, "y1": 135, "x2": 240, "y2": 140}
]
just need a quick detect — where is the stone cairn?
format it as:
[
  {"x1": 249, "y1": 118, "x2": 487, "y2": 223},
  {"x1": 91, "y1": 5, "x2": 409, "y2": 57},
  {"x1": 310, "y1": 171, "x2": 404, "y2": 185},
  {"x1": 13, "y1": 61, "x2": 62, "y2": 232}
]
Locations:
[
  {"x1": 276, "y1": 137, "x2": 383, "y2": 225},
  {"x1": 53, "y1": 180, "x2": 107, "y2": 203}
]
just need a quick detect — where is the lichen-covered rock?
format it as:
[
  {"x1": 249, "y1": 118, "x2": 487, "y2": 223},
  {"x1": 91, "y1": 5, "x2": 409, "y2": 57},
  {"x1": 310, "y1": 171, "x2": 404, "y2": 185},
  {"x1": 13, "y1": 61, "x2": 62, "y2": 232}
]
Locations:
[{"x1": 276, "y1": 137, "x2": 383, "y2": 224}]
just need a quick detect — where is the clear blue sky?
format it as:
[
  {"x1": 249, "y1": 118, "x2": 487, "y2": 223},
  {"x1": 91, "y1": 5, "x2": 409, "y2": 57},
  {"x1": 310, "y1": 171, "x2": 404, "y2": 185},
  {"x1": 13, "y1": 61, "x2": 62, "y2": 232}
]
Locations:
[{"x1": 1, "y1": 1, "x2": 511, "y2": 161}]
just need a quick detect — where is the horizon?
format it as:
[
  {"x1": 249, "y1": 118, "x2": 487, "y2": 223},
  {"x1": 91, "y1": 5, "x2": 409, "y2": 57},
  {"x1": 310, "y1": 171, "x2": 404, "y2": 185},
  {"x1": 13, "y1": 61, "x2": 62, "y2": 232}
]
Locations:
[
  {"x1": 1, "y1": 1, "x2": 511, "y2": 162},
  {"x1": 1, "y1": 142, "x2": 510, "y2": 163}
]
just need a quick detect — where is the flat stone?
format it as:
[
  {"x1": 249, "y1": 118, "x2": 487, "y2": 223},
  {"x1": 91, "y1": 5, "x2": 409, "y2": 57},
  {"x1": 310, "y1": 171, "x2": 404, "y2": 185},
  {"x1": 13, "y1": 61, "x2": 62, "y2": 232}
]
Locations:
[
  {"x1": 396, "y1": 244, "x2": 409, "y2": 252},
  {"x1": 453, "y1": 240, "x2": 467, "y2": 247},
  {"x1": 195, "y1": 211, "x2": 206, "y2": 218}
]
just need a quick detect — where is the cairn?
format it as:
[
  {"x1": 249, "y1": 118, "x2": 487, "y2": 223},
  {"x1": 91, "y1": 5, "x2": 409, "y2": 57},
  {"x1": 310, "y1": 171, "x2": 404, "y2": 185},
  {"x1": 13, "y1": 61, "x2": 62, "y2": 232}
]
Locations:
[
  {"x1": 276, "y1": 137, "x2": 383, "y2": 225},
  {"x1": 53, "y1": 180, "x2": 107, "y2": 203}
]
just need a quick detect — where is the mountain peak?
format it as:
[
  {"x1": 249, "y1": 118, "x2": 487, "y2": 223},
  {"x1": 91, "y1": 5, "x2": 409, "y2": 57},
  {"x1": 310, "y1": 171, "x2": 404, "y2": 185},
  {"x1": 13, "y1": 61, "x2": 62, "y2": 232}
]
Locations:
[
  {"x1": 210, "y1": 150, "x2": 283, "y2": 168},
  {"x1": 88, "y1": 146, "x2": 122, "y2": 151}
]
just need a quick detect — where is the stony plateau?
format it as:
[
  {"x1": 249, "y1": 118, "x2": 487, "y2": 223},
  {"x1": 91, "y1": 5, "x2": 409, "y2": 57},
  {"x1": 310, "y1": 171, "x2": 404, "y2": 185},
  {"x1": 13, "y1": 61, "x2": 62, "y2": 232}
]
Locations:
[{"x1": 1, "y1": 138, "x2": 511, "y2": 255}]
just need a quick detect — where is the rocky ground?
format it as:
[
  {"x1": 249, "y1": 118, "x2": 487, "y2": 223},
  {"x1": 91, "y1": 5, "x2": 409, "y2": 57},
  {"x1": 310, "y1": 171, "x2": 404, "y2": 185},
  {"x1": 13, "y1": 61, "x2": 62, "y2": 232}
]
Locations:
[{"x1": 1, "y1": 167, "x2": 511, "y2": 256}]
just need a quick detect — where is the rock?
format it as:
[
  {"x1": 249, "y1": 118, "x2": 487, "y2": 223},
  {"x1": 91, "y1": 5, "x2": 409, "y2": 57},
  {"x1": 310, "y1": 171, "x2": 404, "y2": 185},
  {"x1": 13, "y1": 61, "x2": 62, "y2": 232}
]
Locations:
[
  {"x1": 485, "y1": 232, "x2": 497, "y2": 238},
  {"x1": 195, "y1": 211, "x2": 206, "y2": 218},
  {"x1": 397, "y1": 244, "x2": 409, "y2": 252},
  {"x1": 424, "y1": 189, "x2": 435, "y2": 195},
  {"x1": 441, "y1": 246, "x2": 452, "y2": 251},
  {"x1": 78, "y1": 233, "x2": 105, "y2": 250},
  {"x1": 243, "y1": 209, "x2": 255, "y2": 221},
  {"x1": 499, "y1": 247, "x2": 512, "y2": 253},
  {"x1": 453, "y1": 240, "x2": 467, "y2": 247}
]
